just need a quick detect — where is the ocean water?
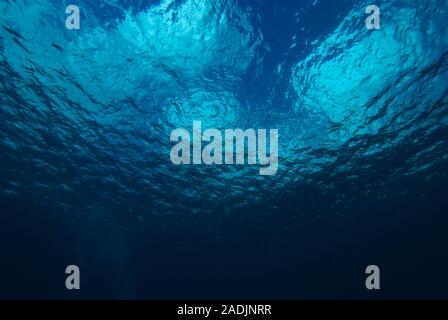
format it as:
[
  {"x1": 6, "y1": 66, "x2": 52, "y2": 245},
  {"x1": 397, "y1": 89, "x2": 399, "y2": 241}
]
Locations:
[{"x1": 0, "y1": 0, "x2": 448, "y2": 299}]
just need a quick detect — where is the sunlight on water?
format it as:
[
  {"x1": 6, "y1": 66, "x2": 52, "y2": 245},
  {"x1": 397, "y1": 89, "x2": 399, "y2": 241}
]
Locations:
[{"x1": 1, "y1": 0, "x2": 447, "y2": 216}]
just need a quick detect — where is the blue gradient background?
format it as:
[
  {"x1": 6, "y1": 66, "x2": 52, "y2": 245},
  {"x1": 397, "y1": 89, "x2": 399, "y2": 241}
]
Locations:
[{"x1": 1, "y1": 0, "x2": 448, "y2": 299}]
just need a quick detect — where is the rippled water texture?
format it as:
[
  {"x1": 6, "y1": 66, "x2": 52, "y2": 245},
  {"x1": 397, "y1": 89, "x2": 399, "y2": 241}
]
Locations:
[
  {"x1": 2, "y1": 0, "x2": 448, "y2": 216},
  {"x1": 1, "y1": 0, "x2": 448, "y2": 299}
]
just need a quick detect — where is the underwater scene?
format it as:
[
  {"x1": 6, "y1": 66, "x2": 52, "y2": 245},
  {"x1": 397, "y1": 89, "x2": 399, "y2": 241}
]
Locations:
[{"x1": 1, "y1": 0, "x2": 448, "y2": 299}]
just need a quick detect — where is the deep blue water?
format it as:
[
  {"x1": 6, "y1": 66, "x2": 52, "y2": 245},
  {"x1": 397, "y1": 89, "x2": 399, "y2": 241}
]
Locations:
[{"x1": 1, "y1": 0, "x2": 448, "y2": 299}]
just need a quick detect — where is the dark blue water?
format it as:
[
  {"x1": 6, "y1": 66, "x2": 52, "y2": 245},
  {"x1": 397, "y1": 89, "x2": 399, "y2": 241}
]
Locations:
[{"x1": 1, "y1": 0, "x2": 448, "y2": 299}]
